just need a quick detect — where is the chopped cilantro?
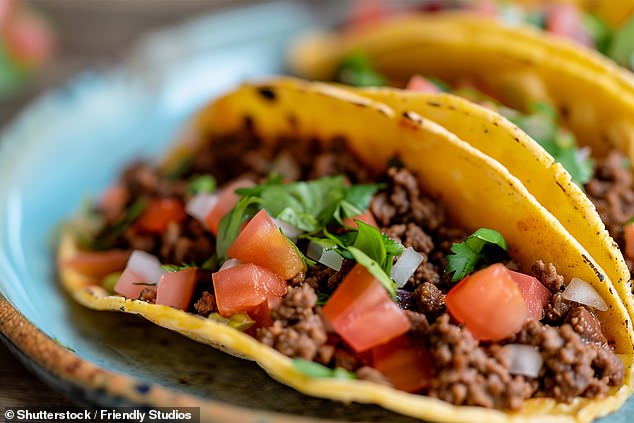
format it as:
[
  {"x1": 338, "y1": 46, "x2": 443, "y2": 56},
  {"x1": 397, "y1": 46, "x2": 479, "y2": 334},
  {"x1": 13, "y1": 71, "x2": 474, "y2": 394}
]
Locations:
[
  {"x1": 160, "y1": 263, "x2": 196, "y2": 272},
  {"x1": 336, "y1": 52, "x2": 388, "y2": 87},
  {"x1": 505, "y1": 102, "x2": 594, "y2": 186},
  {"x1": 216, "y1": 175, "x2": 381, "y2": 259},
  {"x1": 582, "y1": 12, "x2": 612, "y2": 54},
  {"x1": 606, "y1": 15, "x2": 634, "y2": 68},
  {"x1": 445, "y1": 228, "x2": 510, "y2": 282},
  {"x1": 347, "y1": 246, "x2": 397, "y2": 298},
  {"x1": 292, "y1": 359, "x2": 356, "y2": 380},
  {"x1": 187, "y1": 174, "x2": 216, "y2": 195},
  {"x1": 88, "y1": 197, "x2": 148, "y2": 250}
]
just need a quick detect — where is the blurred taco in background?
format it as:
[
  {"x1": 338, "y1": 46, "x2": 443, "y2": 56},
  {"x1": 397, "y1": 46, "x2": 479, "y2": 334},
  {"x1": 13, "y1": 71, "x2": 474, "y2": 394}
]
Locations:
[
  {"x1": 288, "y1": 10, "x2": 634, "y2": 313},
  {"x1": 58, "y1": 78, "x2": 634, "y2": 422},
  {"x1": 342, "y1": 0, "x2": 634, "y2": 70}
]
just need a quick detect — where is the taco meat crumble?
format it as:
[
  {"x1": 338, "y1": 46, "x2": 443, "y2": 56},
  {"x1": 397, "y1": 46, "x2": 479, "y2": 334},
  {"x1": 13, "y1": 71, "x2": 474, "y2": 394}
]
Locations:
[{"x1": 78, "y1": 129, "x2": 624, "y2": 411}]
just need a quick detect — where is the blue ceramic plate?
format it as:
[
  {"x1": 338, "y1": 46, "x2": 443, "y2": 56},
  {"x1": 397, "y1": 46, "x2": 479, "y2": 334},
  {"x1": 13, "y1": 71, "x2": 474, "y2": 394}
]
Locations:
[{"x1": 0, "y1": 1, "x2": 632, "y2": 422}]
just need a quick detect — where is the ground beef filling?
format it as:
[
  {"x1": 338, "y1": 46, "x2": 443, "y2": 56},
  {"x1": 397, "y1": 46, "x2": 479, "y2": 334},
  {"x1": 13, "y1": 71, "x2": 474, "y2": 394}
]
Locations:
[
  {"x1": 585, "y1": 150, "x2": 634, "y2": 279},
  {"x1": 92, "y1": 133, "x2": 624, "y2": 410}
]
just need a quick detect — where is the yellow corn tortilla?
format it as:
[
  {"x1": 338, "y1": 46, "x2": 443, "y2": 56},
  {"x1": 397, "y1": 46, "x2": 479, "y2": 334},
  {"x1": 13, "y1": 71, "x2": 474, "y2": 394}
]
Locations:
[{"x1": 59, "y1": 78, "x2": 634, "y2": 422}]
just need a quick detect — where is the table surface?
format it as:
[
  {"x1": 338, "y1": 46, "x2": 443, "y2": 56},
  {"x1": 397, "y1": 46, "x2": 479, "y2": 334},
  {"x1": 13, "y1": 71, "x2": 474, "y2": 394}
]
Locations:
[{"x1": 0, "y1": 0, "x2": 264, "y2": 408}]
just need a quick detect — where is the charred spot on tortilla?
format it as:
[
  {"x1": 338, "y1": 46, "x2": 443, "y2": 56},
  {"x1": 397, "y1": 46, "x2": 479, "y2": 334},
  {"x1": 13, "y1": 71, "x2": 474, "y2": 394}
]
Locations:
[
  {"x1": 581, "y1": 254, "x2": 605, "y2": 282},
  {"x1": 256, "y1": 87, "x2": 277, "y2": 102},
  {"x1": 425, "y1": 101, "x2": 441, "y2": 108},
  {"x1": 287, "y1": 113, "x2": 298, "y2": 129}
]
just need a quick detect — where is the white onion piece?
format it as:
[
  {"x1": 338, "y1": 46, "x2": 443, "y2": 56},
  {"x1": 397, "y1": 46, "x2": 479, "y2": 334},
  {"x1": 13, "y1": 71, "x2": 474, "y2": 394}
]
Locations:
[
  {"x1": 185, "y1": 193, "x2": 218, "y2": 226},
  {"x1": 307, "y1": 241, "x2": 343, "y2": 271},
  {"x1": 127, "y1": 250, "x2": 165, "y2": 284},
  {"x1": 219, "y1": 258, "x2": 241, "y2": 271},
  {"x1": 390, "y1": 247, "x2": 423, "y2": 287},
  {"x1": 507, "y1": 344, "x2": 542, "y2": 378},
  {"x1": 272, "y1": 217, "x2": 303, "y2": 242},
  {"x1": 562, "y1": 277, "x2": 608, "y2": 311},
  {"x1": 272, "y1": 151, "x2": 301, "y2": 181}
]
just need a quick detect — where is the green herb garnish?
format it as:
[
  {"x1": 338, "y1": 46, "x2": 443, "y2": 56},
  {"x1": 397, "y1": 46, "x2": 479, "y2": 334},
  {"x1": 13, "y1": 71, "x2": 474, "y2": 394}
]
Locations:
[
  {"x1": 336, "y1": 52, "x2": 388, "y2": 87},
  {"x1": 217, "y1": 175, "x2": 381, "y2": 259},
  {"x1": 445, "y1": 228, "x2": 510, "y2": 282},
  {"x1": 187, "y1": 174, "x2": 217, "y2": 195},
  {"x1": 606, "y1": 15, "x2": 634, "y2": 68},
  {"x1": 505, "y1": 102, "x2": 594, "y2": 186},
  {"x1": 160, "y1": 263, "x2": 196, "y2": 272},
  {"x1": 292, "y1": 359, "x2": 356, "y2": 380}
]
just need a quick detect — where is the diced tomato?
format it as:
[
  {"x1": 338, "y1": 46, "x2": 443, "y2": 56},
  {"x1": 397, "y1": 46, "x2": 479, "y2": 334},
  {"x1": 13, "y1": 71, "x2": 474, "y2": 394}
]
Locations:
[
  {"x1": 205, "y1": 179, "x2": 253, "y2": 235},
  {"x1": 406, "y1": 75, "x2": 441, "y2": 93},
  {"x1": 322, "y1": 264, "x2": 410, "y2": 352},
  {"x1": 134, "y1": 198, "x2": 186, "y2": 234},
  {"x1": 212, "y1": 263, "x2": 287, "y2": 317},
  {"x1": 156, "y1": 267, "x2": 198, "y2": 311},
  {"x1": 99, "y1": 184, "x2": 128, "y2": 213},
  {"x1": 445, "y1": 263, "x2": 528, "y2": 341},
  {"x1": 113, "y1": 268, "x2": 150, "y2": 299},
  {"x1": 4, "y1": 6, "x2": 55, "y2": 67},
  {"x1": 371, "y1": 334, "x2": 433, "y2": 392},
  {"x1": 509, "y1": 270, "x2": 552, "y2": 320},
  {"x1": 625, "y1": 223, "x2": 634, "y2": 260},
  {"x1": 546, "y1": 4, "x2": 593, "y2": 47},
  {"x1": 342, "y1": 210, "x2": 378, "y2": 229},
  {"x1": 226, "y1": 209, "x2": 306, "y2": 280},
  {"x1": 62, "y1": 249, "x2": 131, "y2": 278},
  {"x1": 248, "y1": 296, "x2": 282, "y2": 329}
]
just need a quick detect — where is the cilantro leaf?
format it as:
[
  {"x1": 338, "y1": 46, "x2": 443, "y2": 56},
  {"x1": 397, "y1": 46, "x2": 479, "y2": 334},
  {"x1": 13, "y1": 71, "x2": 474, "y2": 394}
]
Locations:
[
  {"x1": 505, "y1": 102, "x2": 594, "y2": 186},
  {"x1": 160, "y1": 263, "x2": 196, "y2": 272},
  {"x1": 216, "y1": 196, "x2": 260, "y2": 259},
  {"x1": 347, "y1": 246, "x2": 397, "y2": 298},
  {"x1": 336, "y1": 52, "x2": 388, "y2": 87},
  {"x1": 187, "y1": 174, "x2": 216, "y2": 195},
  {"x1": 606, "y1": 15, "x2": 634, "y2": 67},
  {"x1": 445, "y1": 228, "x2": 510, "y2": 282},
  {"x1": 352, "y1": 220, "x2": 387, "y2": 268}
]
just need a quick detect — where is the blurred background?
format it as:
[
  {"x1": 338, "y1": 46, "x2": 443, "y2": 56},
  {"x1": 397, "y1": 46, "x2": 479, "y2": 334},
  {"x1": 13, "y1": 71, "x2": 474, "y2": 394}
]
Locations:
[{"x1": 0, "y1": 0, "x2": 276, "y2": 407}]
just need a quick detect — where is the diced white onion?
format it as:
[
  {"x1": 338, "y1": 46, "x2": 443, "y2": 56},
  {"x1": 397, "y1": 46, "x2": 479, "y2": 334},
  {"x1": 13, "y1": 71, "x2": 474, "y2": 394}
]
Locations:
[
  {"x1": 507, "y1": 344, "x2": 542, "y2": 378},
  {"x1": 562, "y1": 277, "x2": 608, "y2": 311},
  {"x1": 272, "y1": 217, "x2": 303, "y2": 242},
  {"x1": 127, "y1": 250, "x2": 165, "y2": 284},
  {"x1": 390, "y1": 247, "x2": 424, "y2": 288},
  {"x1": 272, "y1": 151, "x2": 301, "y2": 181},
  {"x1": 307, "y1": 240, "x2": 343, "y2": 271},
  {"x1": 185, "y1": 193, "x2": 218, "y2": 225},
  {"x1": 220, "y1": 258, "x2": 241, "y2": 271}
]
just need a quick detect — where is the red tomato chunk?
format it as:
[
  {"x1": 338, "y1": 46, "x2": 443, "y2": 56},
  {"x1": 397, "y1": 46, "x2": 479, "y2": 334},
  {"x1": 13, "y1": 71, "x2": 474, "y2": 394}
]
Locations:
[
  {"x1": 509, "y1": 270, "x2": 552, "y2": 321},
  {"x1": 212, "y1": 263, "x2": 287, "y2": 317},
  {"x1": 134, "y1": 198, "x2": 186, "y2": 234},
  {"x1": 206, "y1": 179, "x2": 253, "y2": 235},
  {"x1": 371, "y1": 334, "x2": 433, "y2": 392},
  {"x1": 445, "y1": 263, "x2": 528, "y2": 341},
  {"x1": 226, "y1": 209, "x2": 306, "y2": 280},
  {"x1": 156, "y1": 267, "x2": 198, "y2": 311},
  {"x1": 114, "y1": 268, "x2": 149, "y2": 299},
  {"x1": 322, "y1": 264, "x2": 410, "y2": 353},
  {"x1": 62, "y1": 249, "x2": 130, "y2": 278}
]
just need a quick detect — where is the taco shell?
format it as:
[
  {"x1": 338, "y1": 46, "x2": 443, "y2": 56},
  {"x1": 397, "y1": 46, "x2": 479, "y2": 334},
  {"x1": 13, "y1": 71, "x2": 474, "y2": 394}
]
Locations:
[{"x1": 59, "y1": 78, "x2": 634, "y2": 422}]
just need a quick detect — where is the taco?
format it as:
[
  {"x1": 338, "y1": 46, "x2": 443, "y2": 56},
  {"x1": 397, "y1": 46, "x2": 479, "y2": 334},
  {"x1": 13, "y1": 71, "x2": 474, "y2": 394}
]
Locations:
[
  {"x1": 341, "y1": 0, "x2": 634, "y2": 70},
  {"x1": 58, "y1": 78, "x2": 634, "y2": 422},
  {"x1": 288, "y1": 11, "x2": 634, "y2": 320}
]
